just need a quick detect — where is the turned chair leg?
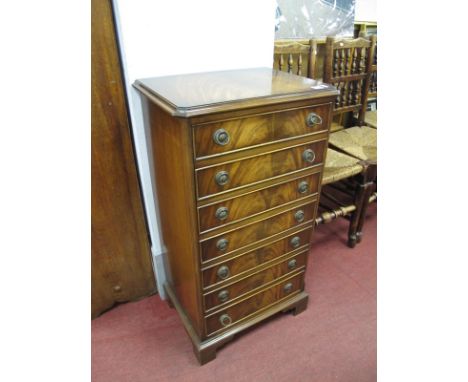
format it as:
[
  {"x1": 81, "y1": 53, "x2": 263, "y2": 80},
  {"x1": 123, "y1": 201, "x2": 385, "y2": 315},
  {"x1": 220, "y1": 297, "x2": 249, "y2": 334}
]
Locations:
[
  {"x1": 347, "y1": 162, "x2": 377, "y2": 248},
  {"x1": 347, "y1": 180, "x2": 367, "y2": 248},
  {"x1": 355, "y1": 183, "x2": 374, "y2": 244},
  {"x1": 356, "y1": 163, "x2": 377, "y2": 243},
  {"x1": 349, "y1": 162, "x2": 377, "y2": 247}
]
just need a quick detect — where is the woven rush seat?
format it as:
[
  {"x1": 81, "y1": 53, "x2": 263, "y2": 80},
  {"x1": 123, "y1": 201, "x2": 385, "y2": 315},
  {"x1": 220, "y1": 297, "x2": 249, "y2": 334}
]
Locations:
[
  {"x1": 364, "y1": 110, "x2": 377, "y2": 128},
  {"x1": 322, "y1": 148, "x2": 363, "y2": 185},
  {"x1": 329, "y1": 125, "x2": 377, "y2": 162},
  {"x1": 330, "y1": 121, "x2": 345, "y2": 133}
]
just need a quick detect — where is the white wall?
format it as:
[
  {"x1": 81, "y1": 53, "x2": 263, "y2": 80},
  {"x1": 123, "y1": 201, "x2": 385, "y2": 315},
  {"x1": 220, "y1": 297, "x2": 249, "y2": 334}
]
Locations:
[{"x1": 113, "y1": 0, "x2": 277, "y2": 298}]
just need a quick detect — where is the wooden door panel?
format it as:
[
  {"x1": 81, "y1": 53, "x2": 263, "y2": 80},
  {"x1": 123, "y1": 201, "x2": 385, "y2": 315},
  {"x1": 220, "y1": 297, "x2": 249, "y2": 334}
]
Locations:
[{"x1": 91, "y1": 0, "x2": 155, "y2": 318}]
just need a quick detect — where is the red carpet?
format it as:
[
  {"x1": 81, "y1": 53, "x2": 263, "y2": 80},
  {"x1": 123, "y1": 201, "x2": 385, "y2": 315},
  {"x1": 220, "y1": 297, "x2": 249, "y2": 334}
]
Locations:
[{"x1": 92, "y1": 204, "x2": 376, "y2": 382}]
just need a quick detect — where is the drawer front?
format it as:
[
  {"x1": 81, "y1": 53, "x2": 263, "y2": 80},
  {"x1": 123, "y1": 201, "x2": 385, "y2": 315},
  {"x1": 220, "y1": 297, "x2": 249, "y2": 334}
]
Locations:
[
  {"x1": 202, "y1": 228, "x2": 312, "y2": 288},
  {"x1": 204, "y1": 251, "x2": 307, "y2": 311},
  {"x1": 205, "y1": 272, "x2": 304, "y2": 336},
  {"x1": 196, "y1": 140, "x2": 326, "y2": 198},
  {"x1": 193, "y1": 104, "x2": 330, "y2": 158},
  {"x1": 198, "y1": 173, "x2": 320, "y2": 233},
  {"x1": 201, "y1": 201, "x2": 316, "y2": 262}
]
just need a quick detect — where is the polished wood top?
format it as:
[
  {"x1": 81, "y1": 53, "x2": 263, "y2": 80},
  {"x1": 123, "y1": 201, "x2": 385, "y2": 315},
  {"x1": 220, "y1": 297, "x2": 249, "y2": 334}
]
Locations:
[{"x1": 134, "y1": 68, "x2": 338, "y2": 117}]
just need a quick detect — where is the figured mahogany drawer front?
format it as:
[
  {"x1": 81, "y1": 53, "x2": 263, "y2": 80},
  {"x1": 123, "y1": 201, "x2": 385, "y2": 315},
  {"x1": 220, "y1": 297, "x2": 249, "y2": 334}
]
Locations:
[
  {"x1": 205, "y1": 272, "x2": 304, "y2": 336},
  {"x1": 193, "y1": 104, "x2": 330, "y2": 158},
  {"x1": 198, "y1": 173, "x2": 320, "y2": 233},
  {"x1": 201, "y1": 201, "x2": 316, "y2": 262},
  {"x1": 202, "y1": 228, "x2": 312, "y2": 288},
  {"x1": 204, "y1": 251, "x2": 307, "y2": 311},
  {"x1": 196, "y1": 141, "x2": 326, "y2": 199}
]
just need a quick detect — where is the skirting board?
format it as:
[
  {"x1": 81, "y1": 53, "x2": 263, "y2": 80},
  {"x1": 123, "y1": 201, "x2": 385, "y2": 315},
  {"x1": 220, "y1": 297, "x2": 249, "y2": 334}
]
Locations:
[{"x1": 152, "y1": 245, "x2": 168, "y2": 299}]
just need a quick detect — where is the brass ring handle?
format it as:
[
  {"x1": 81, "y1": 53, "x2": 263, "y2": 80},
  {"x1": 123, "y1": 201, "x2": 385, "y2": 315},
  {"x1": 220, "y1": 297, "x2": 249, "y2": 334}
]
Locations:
[
  {"x1": 219, "y1": 314, "x2": 232, "y2": 327},
  {"x1": 302, "y1": 149, "x2": 316, "y2": 164},
  {"x1": 215, "y1": 171, "x2": 230, "y2": 186},
  {"x1": 213, "y1": 129, "x2": 230, "y2": 146},
  {"x1": 294, "y1": 210, "x2": 305, "y2": 223},
  {"x1": 288, "y1": 259, "x2": 297, "y2": 270},
  {"x1": 215, "y1": 207, "x2": 229, "y2": 221},
  {"x1": 306, "y1": 112, "x2": 323, "y2": 126},
  {"x1": 298, "y1": 181, "x2": 309, "y2": 194},
  {"x1": 283, "y1": 282, "x2": 293, "y2": 294},
  {"x1": 216, "y1": 238, "x2": 229, "y2": 251},
  {"x1": 217, "y1": 265, "x2": 230, "y2": 280},
  {"x1": 218, "y1": 290, "x2": 229, "y2": 303},
  {"x1": 290, "y1": 236, "x2": 300, "y2": 248}
]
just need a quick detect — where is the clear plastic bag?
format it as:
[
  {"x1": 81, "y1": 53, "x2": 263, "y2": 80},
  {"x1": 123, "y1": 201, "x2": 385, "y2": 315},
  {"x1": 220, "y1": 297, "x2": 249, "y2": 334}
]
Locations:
[{"x1": 275, "y1": 0, "x2": 355, "y2": 39}]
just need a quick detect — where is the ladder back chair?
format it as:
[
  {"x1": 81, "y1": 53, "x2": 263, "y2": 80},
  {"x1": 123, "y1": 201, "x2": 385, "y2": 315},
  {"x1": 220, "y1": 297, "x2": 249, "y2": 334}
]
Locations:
[
  {"x1": 273, "y1": 38, "x2": 376, "y2": 248},
  {"x1": 319, "y1": 35, "x2": 377, "y2": 247},
  {"x1": 323, "y1": 35, "x2": 374, "y2": 130}
]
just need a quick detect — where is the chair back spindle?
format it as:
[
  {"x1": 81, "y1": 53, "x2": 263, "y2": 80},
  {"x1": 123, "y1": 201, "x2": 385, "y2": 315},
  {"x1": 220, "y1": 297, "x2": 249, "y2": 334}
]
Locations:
[
  {"x1": 323, "y1": 35, "x2": 376, "y2": 126},
  {"x1": 273, "y1": 40, "x2": 315, "y2": 79}
]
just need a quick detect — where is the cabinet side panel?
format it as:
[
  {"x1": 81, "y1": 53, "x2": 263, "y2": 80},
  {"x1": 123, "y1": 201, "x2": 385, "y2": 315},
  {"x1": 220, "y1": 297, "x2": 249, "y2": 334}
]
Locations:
[{"x1": 146, "y1": 101, "x2": 203, "y2": 335}]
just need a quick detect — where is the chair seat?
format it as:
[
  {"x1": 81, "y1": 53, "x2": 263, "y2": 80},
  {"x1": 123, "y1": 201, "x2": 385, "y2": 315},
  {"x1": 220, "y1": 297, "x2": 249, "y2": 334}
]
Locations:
[
  {"x1": 365, "y1": 111, "x2": 377, "y2": 129},
  {"x1": 322, "y1": 148, "x2": 363, "y2": 185},
  {"x1": 330, "y1": 121, "x2": 345, "y2": 133},
  {"x1": 329, "y1": 126, "x2": 377, "y2": 162}
]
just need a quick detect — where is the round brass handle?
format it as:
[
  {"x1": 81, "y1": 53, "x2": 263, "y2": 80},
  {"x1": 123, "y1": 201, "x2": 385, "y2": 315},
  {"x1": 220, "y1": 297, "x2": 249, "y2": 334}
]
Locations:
[
  {"x1": 217, "y1": 265, "x2": 230, "y2": 280},
  {"x1": 294, "y1": 210, "x2": 305, "y2": 223},
  {"x1": 290, "y1": 236, "x2": 300, "y2": 248},
  {"x1": 283, "y1": 282, "x2": 293, "y2": 294},
  {"x1": 302, "y1": 149, "x2": 316, "y2": 164},
  {"x1": 215, "y1": 207, "x2": 229, "y2": 221},
  {"x1": 218, "y1": 290, "x2": 229, "y2": 303},
  {"x1": 213, "y1": 129, "x2": 230, "y2": 146},
  {"x1": 306, "y1": 112, "x2": 323, "y2": 126},
  {"x1": 215, "y1": 171, "x2": 230, "y2": 186},
  {"x1": 216, "y1": 238, "x2": 229, "y2": 251},
  {"x1": 288, "y1": 259, "x2": 297, "y2": 270},
  {"x1": 298, "y1": 181, "x2": 309, "y2": 194},
  {"x1": 219, "y1": 313, "x2": 232, "y2": 327}
]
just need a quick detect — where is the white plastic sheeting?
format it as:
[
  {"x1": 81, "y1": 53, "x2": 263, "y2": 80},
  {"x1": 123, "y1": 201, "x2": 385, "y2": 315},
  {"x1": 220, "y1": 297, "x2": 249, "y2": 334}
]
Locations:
[{"x1": 275, "y1": 0, "x2": 355, "y2": 39}]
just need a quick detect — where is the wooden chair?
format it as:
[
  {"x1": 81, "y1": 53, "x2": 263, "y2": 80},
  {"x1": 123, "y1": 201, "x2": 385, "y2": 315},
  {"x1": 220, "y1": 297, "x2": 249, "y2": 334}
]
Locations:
[
  {"x1": 323, "y1": 36, "x2": 375, "y2": 127},
  {"x1": 319, "y1": 35, "x2": 377, "y2": 247},
  {"x1": 273, "y1": 39, "x2": 317, "y2": 78},
  {"x1": 273, "y1": 38, "x2": 376, "y2": 247}
]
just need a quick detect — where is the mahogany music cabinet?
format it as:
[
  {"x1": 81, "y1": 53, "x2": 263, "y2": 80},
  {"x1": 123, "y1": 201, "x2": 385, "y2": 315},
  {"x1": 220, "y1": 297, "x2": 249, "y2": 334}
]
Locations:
[{"x1": 134, "y1": 68, "x2": 338, "y2": 365}]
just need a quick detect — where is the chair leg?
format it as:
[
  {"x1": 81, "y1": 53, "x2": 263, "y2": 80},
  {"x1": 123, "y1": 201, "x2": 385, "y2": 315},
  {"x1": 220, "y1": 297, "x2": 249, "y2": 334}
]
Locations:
[
  {"x1": 347, "y1": 180, "x2": 367, "y2": 248},
  {"x1": 351, "y1": 163, "x2": 377, "y2": 246},
  {"x1": 354, "y1": 183, "x2": 374, "y2": 244},
  {"x1": 356, "y1": 181, "x2": 377, "y2": 243}
]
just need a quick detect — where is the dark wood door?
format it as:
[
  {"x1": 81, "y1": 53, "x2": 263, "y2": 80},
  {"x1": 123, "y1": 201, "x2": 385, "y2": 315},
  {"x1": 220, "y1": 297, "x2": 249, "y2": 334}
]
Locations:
[{"x1": 91, "y1": 0, "x2": 156, "y2": 318}]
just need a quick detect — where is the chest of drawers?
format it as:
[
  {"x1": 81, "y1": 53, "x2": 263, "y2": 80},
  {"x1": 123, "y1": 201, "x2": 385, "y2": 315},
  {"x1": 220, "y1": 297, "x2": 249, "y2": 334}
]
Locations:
[{"x1": 134, "y1": 68, "x2": 338, "y2": 365}]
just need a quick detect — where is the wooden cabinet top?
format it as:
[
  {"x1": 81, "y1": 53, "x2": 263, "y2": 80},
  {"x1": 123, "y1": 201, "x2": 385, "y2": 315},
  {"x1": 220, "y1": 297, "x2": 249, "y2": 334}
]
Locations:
[{"x1": 133, "y1": 67, "x2": 338, "y2": 117}]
